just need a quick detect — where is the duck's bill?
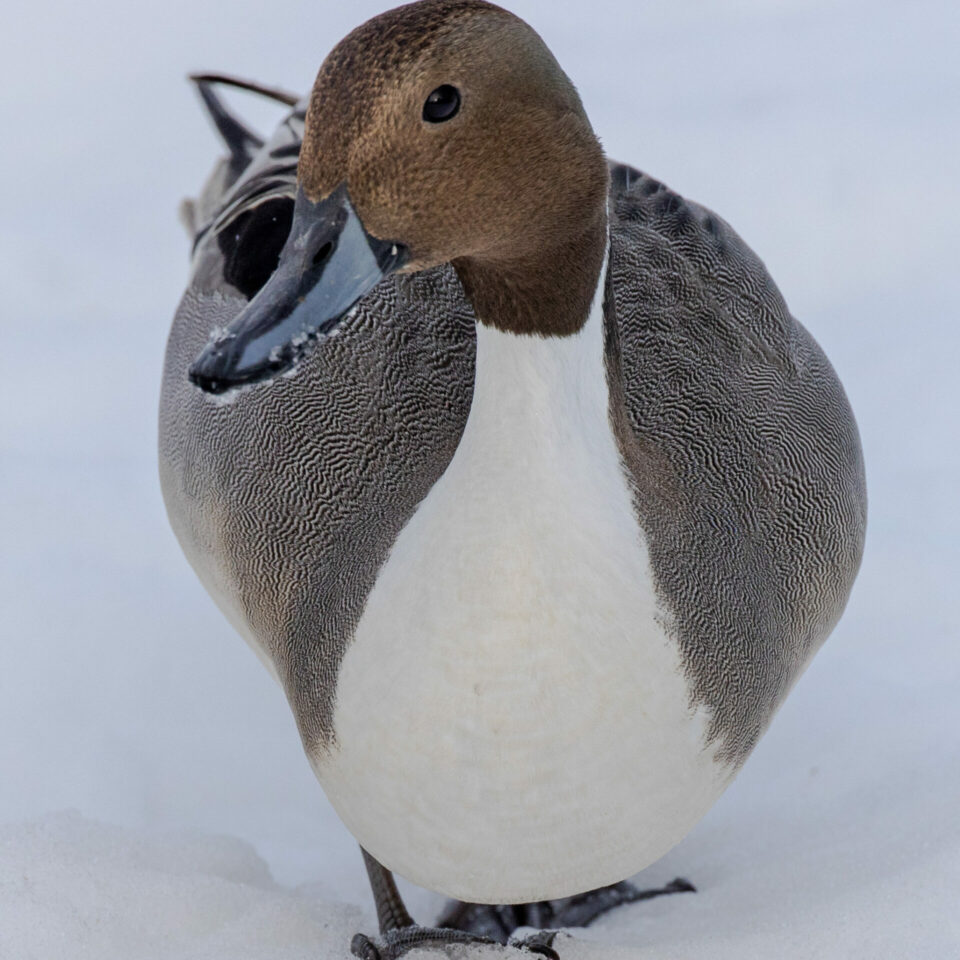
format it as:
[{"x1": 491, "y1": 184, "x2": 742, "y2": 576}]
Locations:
[{"x1": 189, "y1": 184, "x2": 407, "y2": 394}]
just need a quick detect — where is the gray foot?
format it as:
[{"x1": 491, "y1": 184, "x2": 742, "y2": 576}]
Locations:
[
  {"x1": 351, "y1": 925, "x2": 498, "y2": 959},
  {"x1": 551, "y1": 877, "x2": 695, "y2": 928},
  {"x1": 438, "y1": 877, "x2": 695, "y2": 939},
  {"x1": 354, "y1": 848, "x2": 687, "y2": 958},
  {"x1": 436, "y1": 901, "x2": 552, "y2": 942},
  {"x1": 351, "y1": 925, "x2": 559, "y2": 959}
]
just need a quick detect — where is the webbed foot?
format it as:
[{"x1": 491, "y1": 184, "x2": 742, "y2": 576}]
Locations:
[
  {"x1": 438, "y1": 877, "x2": 695, "y2": 938},
  {"x1": 436, "y1": 900, "x2": 553, "y2": 942},
  {"x1": 351, "y1": 925, "x2": 500, "y2": 959},
  {"x1": 549, "y1": 877, "x2": 695, "y2": 927},
  {"x1": 351, "y1": 923, "x2": 560, "y2": 959},
  {"x1": 354, "y1": 848, "x2": 559, "y2": 958},
  {"x1": 355, "y1": 845, "x2": 692, "y2": 958}
]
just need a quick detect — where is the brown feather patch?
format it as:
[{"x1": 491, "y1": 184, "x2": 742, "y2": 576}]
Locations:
[{"x1": 299, "y1": 0, "x2": 608, "y2": 336}]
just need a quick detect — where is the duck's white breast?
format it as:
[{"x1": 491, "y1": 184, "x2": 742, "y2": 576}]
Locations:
[{"x1": 312, "y1": 263, "x2": 731, "y2": 903}]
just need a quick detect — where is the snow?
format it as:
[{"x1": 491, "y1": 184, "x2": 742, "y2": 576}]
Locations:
[
  {"x1": 0, "y1": 812, "x2": 364, "y2": 960},
  {"x1": 1, "y1": 0, "x2": 958, "y2": 957}
]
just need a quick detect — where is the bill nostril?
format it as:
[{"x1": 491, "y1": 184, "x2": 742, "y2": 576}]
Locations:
[{"x1": 312, "y1": 240, "x2": 334, "y2": 268}]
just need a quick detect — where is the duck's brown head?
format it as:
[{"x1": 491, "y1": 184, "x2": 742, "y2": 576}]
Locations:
[{"x1": 190, "y1": 0, "x2": 607, "y2": 395}]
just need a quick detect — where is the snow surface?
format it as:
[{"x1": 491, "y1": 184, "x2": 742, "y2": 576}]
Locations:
[{"x1": 1, "y1": 0, "x2": 958, "y2": 956}]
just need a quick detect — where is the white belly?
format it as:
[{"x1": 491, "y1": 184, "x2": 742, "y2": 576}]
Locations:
[{"x1": 313, "y1": 274, "x2": 731, "y2": 902}]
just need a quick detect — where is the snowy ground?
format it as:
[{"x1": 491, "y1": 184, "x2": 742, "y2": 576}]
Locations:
[{"x1": 1, "y1": 0, "x2": 958, "y2": 957}]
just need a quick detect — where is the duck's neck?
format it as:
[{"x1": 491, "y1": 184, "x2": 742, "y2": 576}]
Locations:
[
  {"x1": 452, "y1": 207, "x2": 608, "y2": 338},
  {"x1": 438, "y1": 235, "x2": 613, "y2": 515}
]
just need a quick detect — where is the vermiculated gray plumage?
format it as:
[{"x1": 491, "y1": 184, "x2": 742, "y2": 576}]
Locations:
[
  {"x1": 605, "y1": 163, "x2": 866, "y2": 763},
  {"x1": 162, "y1": 274, "x2": 476, "y2": 757}
]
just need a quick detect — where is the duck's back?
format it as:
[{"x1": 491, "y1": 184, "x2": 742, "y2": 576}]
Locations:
[{"x1": 604, "y1": 163, "x2": 867, "y2": 765}]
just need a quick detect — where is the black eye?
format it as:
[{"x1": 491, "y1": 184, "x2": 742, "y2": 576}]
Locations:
[
  {"x1": 422, "y1": 85, "x2": 461, "y2": 123},
  {"x1": 217, "y1": 197, "x2": 294, "y2": 300}
]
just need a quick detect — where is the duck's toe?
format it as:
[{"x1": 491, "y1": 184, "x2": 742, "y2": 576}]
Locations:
[
  {"x1": 436, "y1": 876, "x2": 695, "y2": 944},
  {"x1": 550, "y1": 877, "x2": 696, "y2": 928},
  {"x1": 350, "y1": 924, "x2": 537, "y2": 959},
  {"x1": 437, "y1": 900, "x2": 553, "y2": 942}
]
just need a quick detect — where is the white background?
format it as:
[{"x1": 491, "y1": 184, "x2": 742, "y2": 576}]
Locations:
[{"x1": 1, "y1": 0, "x2": 957, "y2": 956}]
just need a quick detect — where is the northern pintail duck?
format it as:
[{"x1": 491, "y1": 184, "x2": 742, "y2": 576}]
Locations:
[{"x1": 160, "y1": 2, "x2": 867, "y2": 956}]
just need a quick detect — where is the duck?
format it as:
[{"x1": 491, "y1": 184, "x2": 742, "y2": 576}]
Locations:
[{"x1": 159, "y1": 2, "x2": 867, "y2": 957}]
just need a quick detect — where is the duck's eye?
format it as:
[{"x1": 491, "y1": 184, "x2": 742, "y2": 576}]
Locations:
[
  {"x1": 217, "y1": 197, "x2": 294, "y2": 300},
  {"x1": 422, "y1": 85, "x2": 461, "y2": 123}
]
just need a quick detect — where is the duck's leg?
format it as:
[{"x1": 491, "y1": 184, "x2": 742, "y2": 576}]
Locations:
[
  {"x1": 437, "y1": 877, "x2": 695, "y2": 939},
  {"x1": 350, "y1": 849, "x2": 559, "y2": 959}
]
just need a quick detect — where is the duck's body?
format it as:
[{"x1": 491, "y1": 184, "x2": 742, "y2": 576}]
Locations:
[
  {"x1": 321, "y1": 271, "x2": 727, "y2": 902},
  {"x1": 161, "y1": 0, "x2": 865, "y2": 924}
]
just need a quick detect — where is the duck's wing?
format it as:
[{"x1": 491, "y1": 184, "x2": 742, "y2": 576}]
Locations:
[{"x1": 604, "y1": 162, "x2": 867, "y2": 765}]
